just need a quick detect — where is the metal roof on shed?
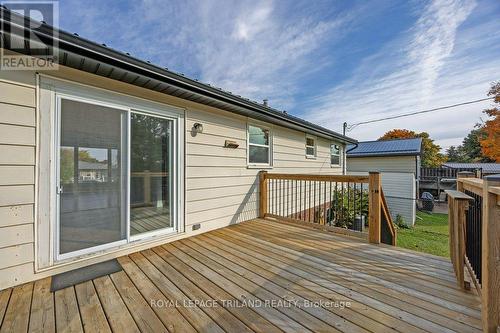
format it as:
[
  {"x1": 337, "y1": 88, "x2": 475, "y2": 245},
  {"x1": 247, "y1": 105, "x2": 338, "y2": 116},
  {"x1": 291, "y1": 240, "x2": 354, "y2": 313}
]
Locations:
[
  {"x1": 443, "y1": 163, "x2": 500, "y2": 173},
  {"x1": 347, "y1": 138, "x2": 422, "y2": 157}
]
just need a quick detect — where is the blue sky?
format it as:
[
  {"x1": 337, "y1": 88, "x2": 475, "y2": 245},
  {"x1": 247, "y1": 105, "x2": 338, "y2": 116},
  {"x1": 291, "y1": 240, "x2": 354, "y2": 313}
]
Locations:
[{"x1": 57, "y1": 0, "x2": 500, "y2": 149}]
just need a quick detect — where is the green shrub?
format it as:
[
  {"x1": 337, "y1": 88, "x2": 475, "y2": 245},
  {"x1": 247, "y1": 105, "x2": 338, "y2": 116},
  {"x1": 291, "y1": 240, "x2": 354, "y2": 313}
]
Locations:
[
  {"x1": 326, "y1": 187, "x2": 369, "y2": 228},
  {"x1": 395, "y1": 214, "x2": 409, "y2": 229}
]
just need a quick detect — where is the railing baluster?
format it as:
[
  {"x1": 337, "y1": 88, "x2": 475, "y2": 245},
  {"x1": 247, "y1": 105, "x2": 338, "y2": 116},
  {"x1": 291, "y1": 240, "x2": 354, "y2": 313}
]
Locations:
[
  {"x1": 318, "y1": 181, "x2": 322, "y2": 224},
  {"x1": 287, "y1": 179, "x2": 290, "y2": 217},
  {"x1": 294, "y1": 180, "x2": 299, "y2": 219},
  {"x1": 328, "y1": 181, "x2": 332, "y2": 226},
  {"x1": 323, "y1": 180, "x2": 327, "y2": 225},
  {"x1": 309, "y1": 180, "x2": 312, "y2": 223}
]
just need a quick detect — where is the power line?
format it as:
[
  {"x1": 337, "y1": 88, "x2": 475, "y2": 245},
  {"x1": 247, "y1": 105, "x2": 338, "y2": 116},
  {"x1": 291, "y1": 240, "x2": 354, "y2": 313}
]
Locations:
[{"x1": 346, "y1": 97, "x2": 494, "y2": 131}]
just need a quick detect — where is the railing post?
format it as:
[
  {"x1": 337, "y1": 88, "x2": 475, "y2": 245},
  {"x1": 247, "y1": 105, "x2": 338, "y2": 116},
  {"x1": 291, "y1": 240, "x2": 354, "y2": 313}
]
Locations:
[
  {"x1": 453, "y1": 198, "x2": 468, "y2": 289},
  {"x1": 368, "y1": 172, "x2": 381, "y2": 244},
  {"x1": 482, "y1": 174, "x2": 500, "y2": 333},
  {"x1": 144, "y1": 170, "x2": 151, "y2": 205},
  {"x1": 457, "y1": 171, "x2": 475, "y2": 192},
  {"x1": 259, "y1": 171, "x2": 268, "y2": 218}
]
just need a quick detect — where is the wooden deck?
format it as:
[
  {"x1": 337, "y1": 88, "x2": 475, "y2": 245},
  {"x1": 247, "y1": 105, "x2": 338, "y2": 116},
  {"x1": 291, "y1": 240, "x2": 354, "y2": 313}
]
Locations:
[
  {"x1": 0, "y1": 219, "x2": 483, "y2": 333},
  {"x1": 130, "y1": 206, "x2": 171, "y2": 235}
]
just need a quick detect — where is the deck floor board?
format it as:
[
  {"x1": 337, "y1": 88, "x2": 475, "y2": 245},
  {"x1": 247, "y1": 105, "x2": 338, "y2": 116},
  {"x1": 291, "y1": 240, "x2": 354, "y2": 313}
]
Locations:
[{"x1": 0, "y1": 219, "x2": 483, "y2": 333}]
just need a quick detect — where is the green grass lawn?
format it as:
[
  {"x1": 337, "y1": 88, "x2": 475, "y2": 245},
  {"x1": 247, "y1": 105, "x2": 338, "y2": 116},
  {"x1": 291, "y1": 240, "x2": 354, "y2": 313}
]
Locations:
[{"x1": 397, "y1": 211, "x2": 449, "y2": 257}]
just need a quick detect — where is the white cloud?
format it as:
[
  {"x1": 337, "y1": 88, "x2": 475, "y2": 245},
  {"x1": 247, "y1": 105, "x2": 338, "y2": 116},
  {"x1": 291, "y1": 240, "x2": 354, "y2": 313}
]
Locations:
[
  {"x1": 305, "y1": 0, "x2": 499, "y2": 149},
  {"x1": 58, "y1": 0, "x2": 499, "y2": 150},
  {"x1": 183, "y1": 0, "x2": 355, "y2": 108},
  {"x1": 231, "y1": 3, "x2": 273, "y2": 41},
  {"x1": 407, "y1": 0, "x2": 476, "y2": 105},
  {"x1": 61, "y1": 0, "x2": 364, "y2": 109}
]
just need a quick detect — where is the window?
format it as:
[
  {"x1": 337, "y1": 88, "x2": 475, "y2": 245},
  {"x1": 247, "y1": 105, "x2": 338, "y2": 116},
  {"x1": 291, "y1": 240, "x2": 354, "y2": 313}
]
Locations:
[
  {"x1": 248, "y1": 124, "x2": 271, "y2": 165},
  {"x1": 306, "y1": 135, "x2": 316, "y2": 158},
  {"x1": 331, "y1": 144, "x2": 341, "y2": 166}
]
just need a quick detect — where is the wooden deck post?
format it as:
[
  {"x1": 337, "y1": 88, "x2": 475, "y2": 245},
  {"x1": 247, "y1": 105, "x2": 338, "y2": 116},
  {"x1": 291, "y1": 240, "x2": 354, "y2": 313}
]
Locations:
[
  {"x1": 259, "y1": 171, "x2": 268, "y2": 218},
  {"x1": 368, "y1": 172, "x2": 381, "y2": 244},
  {"x1": 447, "y1": 193, "x2": 470, "y2": 290},
  {"x1": 482, "y1": 174, "x2": 500, "y2": 333},
  {"x1": 457, "y1": 171, "x2": 475, "y2": 192},
  {"x1": 144, "y1": 170, "x2": 151, "y2": 205}
]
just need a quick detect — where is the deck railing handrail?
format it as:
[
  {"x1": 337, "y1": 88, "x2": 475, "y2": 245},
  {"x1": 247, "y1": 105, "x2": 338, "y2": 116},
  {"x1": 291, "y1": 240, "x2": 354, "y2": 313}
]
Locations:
[
  {"x1": 381, "y1": 189, "x2": 397, "y2": 245},
  {"x1": 259, "y1": 171, "x2": 395, "y2": 245},
  {"x1": 449, "y1": 172, "x2": 500, "y2": 333},
  {"x1": 420, "y1": 167, "x2": 482, "y2": 179}
]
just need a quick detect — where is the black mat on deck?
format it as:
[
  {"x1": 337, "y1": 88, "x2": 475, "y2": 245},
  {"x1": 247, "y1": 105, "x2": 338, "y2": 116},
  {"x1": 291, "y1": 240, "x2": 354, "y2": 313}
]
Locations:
[{"x1": 50, "y1": 259, "x2": 122, "y2": 292}]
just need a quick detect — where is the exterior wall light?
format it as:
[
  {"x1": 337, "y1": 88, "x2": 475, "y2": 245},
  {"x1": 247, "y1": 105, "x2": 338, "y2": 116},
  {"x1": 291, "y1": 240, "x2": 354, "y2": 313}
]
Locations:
[{"x1": 193, "y1": 123, "x2": 204, "y2": 133}]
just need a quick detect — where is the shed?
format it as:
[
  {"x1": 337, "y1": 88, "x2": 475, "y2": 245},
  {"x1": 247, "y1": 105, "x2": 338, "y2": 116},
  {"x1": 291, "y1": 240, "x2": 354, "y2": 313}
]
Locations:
[
  {"x1": 347, "y1": 138, "x2": 422, "y2": 226},
  {"x1": 443, "y1": 162, "x2": 500, "y2": 176}
]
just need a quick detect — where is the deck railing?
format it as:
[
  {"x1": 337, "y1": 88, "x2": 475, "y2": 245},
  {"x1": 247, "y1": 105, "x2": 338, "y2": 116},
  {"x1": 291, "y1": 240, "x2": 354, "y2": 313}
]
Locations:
[
  {"x1": 130, "y1": 171, "x2": 168, "y2": 207},
  {"x1": 258, "y1": 171, "x2": 396, "y2": 245},
  {"x1": 420, "y1": 167, "x2": 481, "y2": 179},
  {"x1": 447, "y1": 172, "x2": 500, "y2": 333}
]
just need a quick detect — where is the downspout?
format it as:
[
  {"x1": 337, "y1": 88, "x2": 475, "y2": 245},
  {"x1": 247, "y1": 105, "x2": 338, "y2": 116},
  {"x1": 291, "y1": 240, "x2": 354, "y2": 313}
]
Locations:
[{"x1": 344, "y1": 142, "x2": 359, "y2": 175}]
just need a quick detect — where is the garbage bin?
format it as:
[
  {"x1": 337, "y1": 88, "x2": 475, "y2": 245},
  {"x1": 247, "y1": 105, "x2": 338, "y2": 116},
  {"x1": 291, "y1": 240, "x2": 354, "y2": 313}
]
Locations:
[
  {"x1": 353, "y1": 215, "x2": 365, "y2": 232},
  {"x1": 421, "y1": 192, "x2": 434, "y2": 212}
]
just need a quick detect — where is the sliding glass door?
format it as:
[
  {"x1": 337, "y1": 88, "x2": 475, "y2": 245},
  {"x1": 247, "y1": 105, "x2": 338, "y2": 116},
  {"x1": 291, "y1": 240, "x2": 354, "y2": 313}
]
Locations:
[
  {"x1": 58, "y1": 98, "x2": 128, "y2": 256},
  {"x1": 130, "y1": 113, "x2": 173, "y2": 236},
  {"x1": 56, "y1": 95, "x2": 178, "y2": 260}
]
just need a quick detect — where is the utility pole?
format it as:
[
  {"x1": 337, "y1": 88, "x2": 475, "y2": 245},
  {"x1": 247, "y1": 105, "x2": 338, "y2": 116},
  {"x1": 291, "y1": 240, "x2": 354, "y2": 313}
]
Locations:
[{"x1": 342, "y1": 122, "x2": 348, "y2": 175}]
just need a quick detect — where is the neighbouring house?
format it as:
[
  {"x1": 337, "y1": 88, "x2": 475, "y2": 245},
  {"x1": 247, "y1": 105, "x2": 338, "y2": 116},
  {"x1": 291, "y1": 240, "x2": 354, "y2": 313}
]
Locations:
[
  {"x1": 0, "y1": 8, "x2": 356, "y2": 290},
  {"x1": 346, "y1": 138, "x2": 422, "y2": 226},
  {"x1": 442, "y1": 162, "x2": 500, "y2": 176}
]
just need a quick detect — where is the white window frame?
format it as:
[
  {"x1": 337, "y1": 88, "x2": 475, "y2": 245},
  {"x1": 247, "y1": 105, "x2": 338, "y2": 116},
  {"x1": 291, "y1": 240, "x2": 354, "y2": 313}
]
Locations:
[
  {"x1": 305, "y1": 135, "x2": 316, "y2": 159},
  {"x1": 330, "y1": 143, "x2": 342, "y2": 167},
  {"x1": 247, "y1": 123, "x2": 273, "y2": 168},
  {"x1": 38, "y1": 75, "x2": 185, "y2": 265}
]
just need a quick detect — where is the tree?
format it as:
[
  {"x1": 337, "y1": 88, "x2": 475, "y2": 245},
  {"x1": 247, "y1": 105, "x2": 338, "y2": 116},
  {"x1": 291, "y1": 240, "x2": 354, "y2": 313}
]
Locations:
[
  {"x1": 378, "y1": 129, "x2": 447, "y2": 167},
  {"x1": 479, "y1": 82, "x2": 500, "y2": 162},
  {"x1": 461, "y1": 128, "x2": 492, "y2": 162},
  {"x1": 446, "y1": 146, "x2": 463, "y2": 162}
]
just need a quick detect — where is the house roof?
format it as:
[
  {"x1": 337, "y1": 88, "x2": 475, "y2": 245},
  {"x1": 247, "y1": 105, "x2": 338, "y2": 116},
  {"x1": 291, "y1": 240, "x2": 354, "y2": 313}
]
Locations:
[
  {"x1": 78, "y1": 161, "x2": 108, "y2": 170},
  {"x1": 0, "y1": 6, "x2": 356, "y2": 144},
  {"x1": 443, "y1": 163, "x2": 500, "y2": 173},
  {"x1": 346, "y1": 138, "x2": 422, "y2": 157}
]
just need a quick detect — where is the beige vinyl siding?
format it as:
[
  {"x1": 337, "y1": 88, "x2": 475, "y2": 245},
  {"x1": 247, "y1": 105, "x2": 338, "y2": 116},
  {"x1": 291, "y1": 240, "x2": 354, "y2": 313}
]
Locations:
[
  {"x1": 0, "y1": 76, "x2": 36, "y2": 290},
  {"x1": 0, "y1": 145, "x2": 35, "y2": 165},
  {"x1": 185, "y1": 108, "x2": 343, "y2": 229},
  {"x1": 380, "y1": 172, "x2": 416, "y2": 225},
  {"x1": 0, "y1": 59, "x2": 345, "y2": 290}
]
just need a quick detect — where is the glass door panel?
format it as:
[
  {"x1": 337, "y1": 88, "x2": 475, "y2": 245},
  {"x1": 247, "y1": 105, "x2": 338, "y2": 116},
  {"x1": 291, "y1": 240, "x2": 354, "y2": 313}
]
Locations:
[
  {"x1": 130, "y1": 113, "x2": 173, "y2": 236},
  {"x1": 58, "y1": 98, "x2": 127, "y2": 255}
]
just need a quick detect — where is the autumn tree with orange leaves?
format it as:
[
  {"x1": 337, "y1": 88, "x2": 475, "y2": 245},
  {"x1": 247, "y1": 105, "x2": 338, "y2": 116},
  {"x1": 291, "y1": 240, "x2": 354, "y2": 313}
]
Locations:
[
  {"x1": 479, "y1": 82, "x2": 500, "y2": 162},
  {"x1": 378, "y1": 129, "x2": 447, "y2": 167}
]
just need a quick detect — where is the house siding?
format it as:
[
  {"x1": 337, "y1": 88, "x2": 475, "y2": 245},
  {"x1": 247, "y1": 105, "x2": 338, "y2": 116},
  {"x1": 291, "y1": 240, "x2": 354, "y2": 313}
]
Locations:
[
  {"x1": 185, "y1": 107, "x2": 340, "y2": 231},
  {"x1": 0, "y1": 77, "x2": 37, "y2": 289},
  {"x1": 0, "y1": 61, "x2": 343, "y2": 289}
]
